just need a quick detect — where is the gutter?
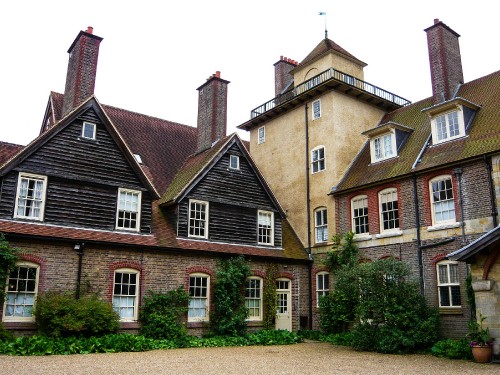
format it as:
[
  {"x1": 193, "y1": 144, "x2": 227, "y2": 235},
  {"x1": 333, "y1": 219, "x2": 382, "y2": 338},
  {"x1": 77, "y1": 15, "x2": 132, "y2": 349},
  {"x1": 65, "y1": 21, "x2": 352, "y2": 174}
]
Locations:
[{"x1": 305, "y1": 104, "x2": 314, "y2": 330}]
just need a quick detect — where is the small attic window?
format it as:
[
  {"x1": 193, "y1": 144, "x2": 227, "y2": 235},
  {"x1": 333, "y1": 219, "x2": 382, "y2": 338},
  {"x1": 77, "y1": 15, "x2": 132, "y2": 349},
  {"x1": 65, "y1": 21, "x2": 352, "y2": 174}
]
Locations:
[
  {"x1": 82, "y1": 122, "x2": 96, "y2": 140},
  {"x1": 229, "y1": 155, "x2": 240, "y2": 170},
  {"x1": 133, "y1": 154, "x2": 143, "y2": 164},
  {"x1": 362, "y1": 122, "x2": 413, "y2": 164}
]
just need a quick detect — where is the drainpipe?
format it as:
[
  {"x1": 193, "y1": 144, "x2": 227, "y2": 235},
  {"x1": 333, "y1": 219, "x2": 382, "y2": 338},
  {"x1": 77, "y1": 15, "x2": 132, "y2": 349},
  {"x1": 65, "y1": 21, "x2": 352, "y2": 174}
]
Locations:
[
  {"x1": 74, "y1": 242, "x2": 85, "y2": 299},
  {"x1": 412, "y1": 174, "x2": 424, "y2": 295},
  {"x1": 305, "y1": 104, "x2": 313, "y2": 330},
  {"x1": 484, "y1": 155, "x2": 498, "y2": 227},
  {"x1": 453, "y1": 168, "x2": 466, "y2": 244}
]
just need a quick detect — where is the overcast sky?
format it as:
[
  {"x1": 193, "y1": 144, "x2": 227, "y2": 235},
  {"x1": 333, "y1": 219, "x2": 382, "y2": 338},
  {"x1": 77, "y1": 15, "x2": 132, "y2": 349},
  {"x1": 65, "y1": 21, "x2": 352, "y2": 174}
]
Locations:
[{"x1": 1, "y1": 1, "x2": 498, "y2": 145}]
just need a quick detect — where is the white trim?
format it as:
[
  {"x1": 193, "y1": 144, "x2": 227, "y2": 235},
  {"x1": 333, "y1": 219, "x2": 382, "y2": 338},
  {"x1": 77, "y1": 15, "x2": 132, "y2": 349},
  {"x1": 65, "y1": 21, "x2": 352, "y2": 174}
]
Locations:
[
  {"x1": 378, "y1": 188, "x2": 399, "y2": 233},
  {"x1": 429, "y1": 175, "x2": 456, "y2": 226},
  {"x1": 112, "y1": 268, "x2": 140, "y2": 321},
  {"x1": 311, "y1": 146, "x2": 326, "y2": 174},
  {"x1": 229, "y1": 155, "x2": 240, "y2": 170},
  {"x1": 188, "y1": 199, "x2": 209, "y2": 239},
  {"x1": 245, "y1": 276, "x2": 263, "y2": 321},
  {"x1": 188, "y1": 273, "x2": 210, "y2": 322},
  {"x1": 258, "y1": 126, "x2": 265, "y2": 144},
  {"x1": 316, "y1": 271, "x2": 330, "y2": 307},
  {"x1": 351, "y1": 195, "x2": 369, "y2": 235},
  {"x1": 430, "y1": 108, "x2": 466, "y2": 145},
  {"x1": 314, "y1": 207, "x2": 328, "y2": 243},
  {"x1": 81, "y1": 121, "x2": 97, "y2": 140},
  {"x1": 257, "y1": 210, "x2": 274, "y2": 246},
  {"x1": 116, "y1": 188, "x2": 142, "y2": 232},
  {"x1": 370, "y1": 130, "x2": 396, "y2": 163},
  {"x1": 312, "y1": 99, "x2": 321, "y2": 120},
  {"x1": 436, "y1": 260, "x2": 462, "y2": 308},
  {"x1": 13, "y1": 173, "x2": 48, "y2": 221}
]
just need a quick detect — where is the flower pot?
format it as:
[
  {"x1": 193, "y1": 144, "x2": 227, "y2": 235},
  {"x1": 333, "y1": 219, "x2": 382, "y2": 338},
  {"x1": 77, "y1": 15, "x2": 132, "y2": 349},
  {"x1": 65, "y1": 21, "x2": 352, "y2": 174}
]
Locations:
[{"x1": 471, "y1": 345, "x2": 492, "y2": 363}]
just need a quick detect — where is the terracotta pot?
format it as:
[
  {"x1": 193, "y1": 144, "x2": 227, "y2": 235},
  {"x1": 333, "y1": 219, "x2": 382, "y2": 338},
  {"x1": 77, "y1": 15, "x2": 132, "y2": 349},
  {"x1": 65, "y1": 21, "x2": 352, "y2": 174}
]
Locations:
[{"x1": 471, "y1": 345, "x2": 492, "y2": 363}]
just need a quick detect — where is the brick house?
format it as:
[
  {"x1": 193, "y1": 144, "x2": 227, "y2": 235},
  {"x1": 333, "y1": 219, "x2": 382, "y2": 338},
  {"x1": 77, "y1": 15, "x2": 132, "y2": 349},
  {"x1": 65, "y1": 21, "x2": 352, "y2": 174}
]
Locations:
[{"x1": 0, "y1": 27, "x2": 310, "y2": 336}]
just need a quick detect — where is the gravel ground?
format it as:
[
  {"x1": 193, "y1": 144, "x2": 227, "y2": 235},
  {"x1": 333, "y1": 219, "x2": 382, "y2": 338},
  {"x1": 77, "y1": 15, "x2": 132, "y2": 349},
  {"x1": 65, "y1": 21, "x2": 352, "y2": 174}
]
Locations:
[{"x1": 0, "y1": 342, "x2": 498, "y2": 375}]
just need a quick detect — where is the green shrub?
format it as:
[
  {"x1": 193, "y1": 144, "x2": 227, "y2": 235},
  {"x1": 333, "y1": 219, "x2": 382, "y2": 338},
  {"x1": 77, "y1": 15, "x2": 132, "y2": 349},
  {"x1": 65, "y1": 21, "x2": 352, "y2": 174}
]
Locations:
[
  {"x1": 211, "y1": 256, "x2": 251, "y2": 336},
  {"x1": 34, "y1": 292, "x2": 119, "y2": 338},
  {"x1": 0, "y1": 322, "x2": 14, "y2": 342},
  {"x1": 140, "y1": 288, "x2": 189, "y2": 344},
  {"x1": 0, "y1": 233, "x2": 19, "y2": 305},
  {"x1": 297, "y1": 330, "x2": 322, "y2": 340},
  {"x1": 323, "y1": 331, "x2": 355, "y2": 346},
  {"x1": 352, "y1": 259, "x2": 439, "y2": 354},
  {"x1": 431, "y1": 338, "x2": 472, "y2": 360}
]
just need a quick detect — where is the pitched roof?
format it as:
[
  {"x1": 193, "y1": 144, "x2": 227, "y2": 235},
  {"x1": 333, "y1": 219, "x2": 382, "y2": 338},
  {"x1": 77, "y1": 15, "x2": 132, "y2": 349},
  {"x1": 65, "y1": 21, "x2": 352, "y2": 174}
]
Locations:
[
  {"x1": 334, "y1": 70, "x2": 500, "y2": 193},
  {"x1": 48, "y1": 92, "x2": 197, "y2": 194},
  {"x1": 296, "y1": 38, "x2": 366, "y2": 70},
  {"x1": 447, "y1": 224, "x2": 500, "y2": 261},
  {"x1": 0, "y1": 141, "x2": 24, "y2": 166}
]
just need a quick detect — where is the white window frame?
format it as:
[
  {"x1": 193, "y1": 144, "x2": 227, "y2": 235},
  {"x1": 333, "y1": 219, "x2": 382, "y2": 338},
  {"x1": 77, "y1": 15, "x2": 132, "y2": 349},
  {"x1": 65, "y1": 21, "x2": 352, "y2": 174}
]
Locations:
[
  {"x1": 370, "y1": 131, "x2": 396, "y2": 163},
  {"x1": 379, "y1": 188, "x2": 399, "y2": 232},
  {"x1": 3, "y1": 262, "x2": 40, "y2": 322},
  {"x1": 436, "y1": 261, "x2": 461, "y2": 308},
  {"x1": 311, "y1": 146, "x2": 325, "y2": 173},
  {"x1": 351, "y1": 195, "x2": 369, "y2": 235},
  {"x1": 429, "y1": 175, "x2": 456, "y2": 226},
  {"x1": 188, "y1": 273, "x2": 210, "y2": 322},
  {"x1": 316, "y1": 272, "x2": 330, "y2": 307},
  {"x1": 431, "y1": 109, "x2": 465, "y2": 144},
  {"x1": 258, "y1": 126, "x2": 265, "y2": 144},
  {"x1": 116, "y1": 188, "x2": 142, "y2": 232},
  {"x1": 81, "y1": 121, "x2": 96, "y2": 140},
  {"x1": 312, "y1": 99, "x2": 321, "y2": 120},
  {"x1": 245, "y1": 276, "x2": 263, "y2": 321},
  {"x1": 14, "y1": 173, "x2": 48, "y2": 221},
  {"x1": 257, "y1": 210, "x2": 274, "y2": 246},
  {"x1": 112, "y1": 268, "x2": 140, "y2": 321},
  {"x1": 188, "y1": 199, "x2": 209, "y2": 239},
  {"x1": 314, "y1": 207, "x2": 328, "y2": 243},
  {"x1": 229, "y1": 155, "x2": 240, "y2": 170}
]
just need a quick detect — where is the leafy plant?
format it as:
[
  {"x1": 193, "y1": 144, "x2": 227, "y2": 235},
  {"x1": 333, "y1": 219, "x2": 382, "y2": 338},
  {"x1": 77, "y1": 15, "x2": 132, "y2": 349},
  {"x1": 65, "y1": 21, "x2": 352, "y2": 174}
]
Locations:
[
  {"x1": 262, "y1": 264, "x2": 278, "y2": 330},
  {"x1": 0, "y1": 233, "x2": 19, "y2": 304},
  {"x1": 324, "y1": 232, "x2": 358, "y2": 273},
  {"x1": 211, "y1": 256, "x2": 251, "y2": 336},
  {"x1": 431, "y1": 338, "x2": 472, "y2": 360},
  {"x1": 0, "y1": 322, "x2": 15, "y2": 342},
  {"x1": 140, "y1": 287, "x2": 189, "y2": 344},
  {"x1": 466, "y1": 314, "x2": 491, "y2": 347},
  {"x1": 33, "y1": 291, "x2": 119, "y2": 338}
]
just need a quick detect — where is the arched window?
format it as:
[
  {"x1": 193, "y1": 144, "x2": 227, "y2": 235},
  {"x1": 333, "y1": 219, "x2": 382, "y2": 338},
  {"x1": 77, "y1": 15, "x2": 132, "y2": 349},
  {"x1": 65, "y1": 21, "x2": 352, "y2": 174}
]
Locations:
[
  {"x1": 314, "y1": 207, "x2": 328, "y2": 243},
  {"x1": 245, "y1": 276, "x2": 263, "y2": 321},
  {"x1": 112, "y1": 268, "x2": 140, "y2": 321},
  {"x1": 378, "y1": 188, "x2": 399, "y2": 232},
  {"x1": 188, "y1": 273, "x2": 210, "y2": 322},
  {"x1": 436, "y1": 260, "x2": 461, "y2": 308},
  {"x1": 3, "y1": 261, "x2": 40, "y2": 322},
  {"x1": 351, "y1": 195, "x2": 369, "y2": 234}
]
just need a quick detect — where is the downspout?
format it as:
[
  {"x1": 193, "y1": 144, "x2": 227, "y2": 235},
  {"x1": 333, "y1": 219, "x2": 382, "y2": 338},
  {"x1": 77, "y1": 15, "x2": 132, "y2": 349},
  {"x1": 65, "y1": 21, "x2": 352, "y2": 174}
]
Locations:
[
  {"x1": 484, "y1": 155, "x2": 498, "y2": 227},
  {"x1": 305, "y1": 104, "x2": 313, "y2": 330},
  {"x1": 412, "y1": 174, "x2": 424, "y2": 295},
  {"x1": 453, "y1": 168, "x2": 466, "y2": 244},
  {"x1": 74, "y1": 242, "x2": 85, "y2": 299}
]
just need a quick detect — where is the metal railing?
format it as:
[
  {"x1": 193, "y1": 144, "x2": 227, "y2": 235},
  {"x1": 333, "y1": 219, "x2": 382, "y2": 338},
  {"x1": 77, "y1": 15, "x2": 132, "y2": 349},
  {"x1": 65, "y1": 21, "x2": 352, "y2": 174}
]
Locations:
[{"x1": 250, "y1": 67, "x2": 411, "y2": 118}]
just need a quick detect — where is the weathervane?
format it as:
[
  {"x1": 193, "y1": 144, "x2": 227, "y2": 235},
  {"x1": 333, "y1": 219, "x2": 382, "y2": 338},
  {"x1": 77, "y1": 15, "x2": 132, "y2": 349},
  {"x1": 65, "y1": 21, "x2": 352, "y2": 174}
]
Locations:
[{"x1": 319, "y1": 11, "x2": 328, "y2": 39}]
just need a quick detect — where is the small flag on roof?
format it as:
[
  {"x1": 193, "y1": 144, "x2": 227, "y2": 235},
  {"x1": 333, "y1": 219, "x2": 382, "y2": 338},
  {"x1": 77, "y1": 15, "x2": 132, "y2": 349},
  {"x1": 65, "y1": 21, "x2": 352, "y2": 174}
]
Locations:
[{"x1": 319, "y1": 11, "x2": 326, "y2": 15}]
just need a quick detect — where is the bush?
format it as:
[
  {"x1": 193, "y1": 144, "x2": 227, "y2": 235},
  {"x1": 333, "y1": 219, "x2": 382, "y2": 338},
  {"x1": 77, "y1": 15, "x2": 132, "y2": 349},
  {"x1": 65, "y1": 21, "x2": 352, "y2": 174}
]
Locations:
[
  {"x1": 431, "y1": 338, "x2": 472, "y2": 360},
  {"x1": 0, "y1": 322, "x2": 14, "y2": 342},
  {"x1": 140, "y1": 288, "x2": 189, "y2": 344},
  {"x1": 0, "y1": 233, "x2": 19, "y2": 305},
  {"x1": 211, "y1": 256, "x2": 250, "y2": 336},
  {"x1": 34, "y1": 292, "x2": 119, "y2": 338}
]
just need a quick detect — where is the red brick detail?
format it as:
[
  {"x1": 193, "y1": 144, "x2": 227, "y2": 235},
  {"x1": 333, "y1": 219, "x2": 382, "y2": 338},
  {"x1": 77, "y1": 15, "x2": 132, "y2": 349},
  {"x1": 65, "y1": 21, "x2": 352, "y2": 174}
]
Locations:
[
  {"x1": 250, "y1": 269, "x2": 266, "y2": 279},
  {"x1": 18, "y1": 253, "x2": 47, "y2": 291},
  {"x1": 431, "y1": 253, "x2": 448, "y2": 266},
  {"x1": 378, "y1": 254, "x2": 400, "y2": 261},
  {"x1": 107, "y1": 261, "x2": 145, "y2": 302},
  {"x1": 276, "y1": 271, "x2": 294, "y2": 280},
  {"x1": 185, "y1": 266, "x2": 215, "y2": 292}
]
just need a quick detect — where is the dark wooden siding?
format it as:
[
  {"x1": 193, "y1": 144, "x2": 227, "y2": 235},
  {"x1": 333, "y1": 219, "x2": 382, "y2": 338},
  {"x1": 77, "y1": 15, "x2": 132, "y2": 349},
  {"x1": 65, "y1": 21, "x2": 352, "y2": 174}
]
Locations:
[
  {"x1": 0, "y1": 108, "x2": 152, "y2": 233},
  {"x1": 177, "y1": 143, "x2": 282, "y2": 247}
]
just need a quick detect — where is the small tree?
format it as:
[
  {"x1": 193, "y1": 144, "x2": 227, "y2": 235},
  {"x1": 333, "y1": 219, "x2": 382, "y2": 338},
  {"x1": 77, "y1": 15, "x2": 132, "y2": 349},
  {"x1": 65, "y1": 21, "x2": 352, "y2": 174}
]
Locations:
[
  {"x1": 211, "y1": 256, "x2": 251, "y2": 336},
  {"x1": 0, "y1": 233, "x2": 19, "y2": 305}
]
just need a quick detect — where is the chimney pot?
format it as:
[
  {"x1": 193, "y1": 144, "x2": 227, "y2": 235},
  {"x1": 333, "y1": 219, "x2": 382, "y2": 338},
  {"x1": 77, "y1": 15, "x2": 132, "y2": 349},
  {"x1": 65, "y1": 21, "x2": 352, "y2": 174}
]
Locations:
[
  {"x1": 434, "y1": 18, "x2": 439, "y2": 24},
  {"x1": 280, "y1": 55, "x2": 284, "y2": 60},
  {"x1": 87, "y1": 26, "x2": 93, "y2": 34},
  {"x1": 215, "y1": 71, "x2": 221, "y2": 78}
]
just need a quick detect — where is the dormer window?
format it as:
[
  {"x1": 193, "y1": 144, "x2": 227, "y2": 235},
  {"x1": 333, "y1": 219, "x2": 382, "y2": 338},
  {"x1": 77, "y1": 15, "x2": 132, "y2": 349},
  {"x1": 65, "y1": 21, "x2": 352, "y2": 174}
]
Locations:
[
  {"x1": 372, "y1": 133, "x2": 395, "y2": 162},
  {"x1": 363, "y1": 122, "x2": 413, "y2": 164},
  {"x1": 82, "y1": 122, "x2": 96, "y2": 140}
]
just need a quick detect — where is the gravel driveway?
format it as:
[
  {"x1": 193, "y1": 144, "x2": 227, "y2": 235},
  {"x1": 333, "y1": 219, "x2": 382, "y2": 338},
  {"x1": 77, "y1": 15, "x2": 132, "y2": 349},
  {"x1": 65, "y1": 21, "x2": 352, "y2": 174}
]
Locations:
[{"x1": 1, "y1": 341, "x2": 497, "y2": 374}]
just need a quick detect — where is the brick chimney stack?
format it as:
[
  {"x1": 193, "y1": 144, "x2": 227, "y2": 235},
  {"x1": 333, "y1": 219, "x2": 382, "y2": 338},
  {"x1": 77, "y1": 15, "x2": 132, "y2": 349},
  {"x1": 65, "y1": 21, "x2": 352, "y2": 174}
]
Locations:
[
  {"x1": 425, "y1": 19, "x2": 464, "y2": 104},
  {"x1": 62, "y1": 26, "x2": 103, "y2": 117},
  {"x1": 274, "y1": 56, "x2": 297, "y2": 96},
  {"x1": 196, "y1": 71, "x2": 230, "y2": 152}
]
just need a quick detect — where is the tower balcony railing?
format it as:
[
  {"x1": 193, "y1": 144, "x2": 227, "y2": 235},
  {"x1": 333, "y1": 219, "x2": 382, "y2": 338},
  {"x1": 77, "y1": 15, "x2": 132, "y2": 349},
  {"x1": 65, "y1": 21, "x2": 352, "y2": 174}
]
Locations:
[{"x1": 250, "y1": 67, "x2": 411, "y2": 118}]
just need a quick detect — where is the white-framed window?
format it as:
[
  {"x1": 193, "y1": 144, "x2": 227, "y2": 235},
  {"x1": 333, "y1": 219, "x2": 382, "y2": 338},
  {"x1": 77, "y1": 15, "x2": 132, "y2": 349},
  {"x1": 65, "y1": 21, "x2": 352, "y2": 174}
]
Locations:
[
  {"x1": 430, "y1": 175, "x2": 456, "y2": 225},
  {"x1": 371, "y1": 132, "x2": 396, "y2": 162},
  {"x1": 3, "y1": 262, "x2": 40, "y2": 322},
  {"x1": 379, "y1": 188, "x2": 399, "y2": 232},
  {"x1": 258, "y1": 126, "x2": 265, "y2": 144},
  {"x1": 245, "y1": 276, "x2": 263, "y2": 321},
  {"x1": 14, "y1": 173, "x2": 48, "y2": 221},
  {"x1": 352, "y1": 195, "x2": 369, "y2": 234},
  {"x1": 82, "y1": 121, "x2": 96, "y2": 140},
  {"x1": 311, "y1": 146, "x2": 325, "y2": 173},
  {"x1": 188, "y1": 199, "x2": 209, "y2": 239},
  {"x1": 312, "y1": 99, "x2": 321, "y2": 120},
  {"x1": 437, "y1": 261, "x2": 461, "y2": 308},
  {"x1": 314, "y1": 208, "x2": 328, "y2": 243},
  {"x1": 116, "y1": 188, "x2": 141, "y2": 231},
  {"x1": 431, "y1": 110, "x2": 465, "y2": 144},
  {"x1": 257, "y1": 210, "x2": 274, "y2": 245},
  {"x1": 316, "y1": 272, "x2": 330, "y2": 307},
  {"x1": 229, "y1": 155, "x2": 240, "y2": 170},
  {"x1": 188, "y1": 273, "x2": 210, "y2": 322},
  {"x1": 112, "y1": 268, "x2": 139, "y2": 321}
]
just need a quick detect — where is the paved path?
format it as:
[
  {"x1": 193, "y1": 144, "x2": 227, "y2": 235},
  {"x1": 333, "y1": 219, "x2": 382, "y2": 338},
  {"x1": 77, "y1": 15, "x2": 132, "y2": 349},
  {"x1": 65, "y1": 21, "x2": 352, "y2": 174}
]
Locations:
[{"x1": 0, "y1": 342, "x2": 498, "y2": 374}]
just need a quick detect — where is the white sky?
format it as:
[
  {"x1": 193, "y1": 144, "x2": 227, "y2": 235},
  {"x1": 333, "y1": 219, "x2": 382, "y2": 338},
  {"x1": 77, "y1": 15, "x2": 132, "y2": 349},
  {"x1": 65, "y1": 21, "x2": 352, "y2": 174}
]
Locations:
[{"x1": 1, "y1": 1, "x2": 498, "y2": 145}]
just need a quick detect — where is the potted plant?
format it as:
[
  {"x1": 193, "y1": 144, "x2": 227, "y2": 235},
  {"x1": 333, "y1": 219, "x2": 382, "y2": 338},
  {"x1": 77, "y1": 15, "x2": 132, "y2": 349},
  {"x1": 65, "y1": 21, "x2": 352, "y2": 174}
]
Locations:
[{"x1": 466, "y1": 314, "x2": 493, "y2": 363}]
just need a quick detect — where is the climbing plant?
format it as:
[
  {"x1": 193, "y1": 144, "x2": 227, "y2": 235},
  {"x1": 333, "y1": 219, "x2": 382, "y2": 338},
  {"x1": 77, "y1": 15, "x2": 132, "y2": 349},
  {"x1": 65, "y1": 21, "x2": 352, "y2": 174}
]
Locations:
[
  {"x1": 0, "y1": 233, "x2": 19, "y2": 304},
  {"x1": 262, "y1": 264, "x2": 278, "y2": 330}
]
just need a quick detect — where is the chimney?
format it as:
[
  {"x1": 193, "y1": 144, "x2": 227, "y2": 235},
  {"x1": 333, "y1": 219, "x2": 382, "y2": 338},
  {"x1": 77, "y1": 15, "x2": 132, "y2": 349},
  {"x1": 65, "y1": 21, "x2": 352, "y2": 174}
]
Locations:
[
  {"x1": 424, "y1": 19, "x2": 464, "y2": 104},
  {"x1": 62, "y1": 26, "x2": 103, "y2": 116},
  {"x1": 274, "y1": 56, "x2": 297, "y2": 96},
  {"x1": 196, "y1": 71, "x2": 230, "y2": 152}
]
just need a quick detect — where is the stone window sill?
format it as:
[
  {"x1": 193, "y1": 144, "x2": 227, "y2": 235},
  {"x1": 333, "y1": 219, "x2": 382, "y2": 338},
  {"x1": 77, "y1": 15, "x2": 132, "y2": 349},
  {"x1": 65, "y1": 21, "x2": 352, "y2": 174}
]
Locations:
[
  {"x1": 427, "y1": 222, "x2": 460, "y2": 232},
  {"x1": 375, "y1": 230, "x2": 403, "y2": 239}
]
